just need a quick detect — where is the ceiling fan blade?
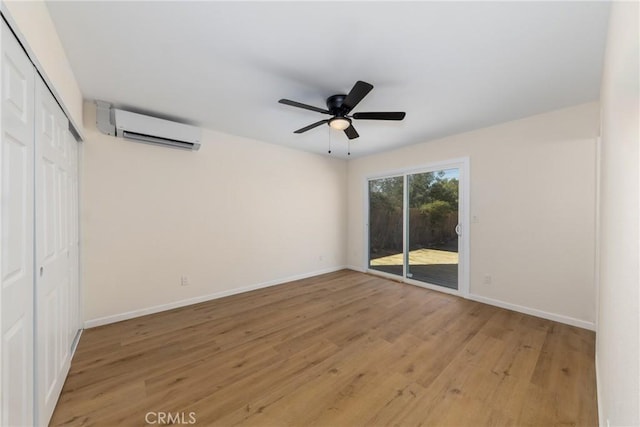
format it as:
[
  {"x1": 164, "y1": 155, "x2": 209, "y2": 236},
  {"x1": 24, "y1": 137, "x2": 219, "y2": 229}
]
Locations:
[
  {"x1": 279, "y1": 99, "x2": 330, "y2": 114},
  {"x1": 294, "y1": 119, "x2": 329, "y2": 134},
  {"x1": 344, "y1": 124, "x2": 359, "y2": 140},
  {"x1": 342, "y1": 81, "x2": 374, "y2": 112},
  {"x1": 353, "y1": 112, "x2": 406, "y2": 121}
]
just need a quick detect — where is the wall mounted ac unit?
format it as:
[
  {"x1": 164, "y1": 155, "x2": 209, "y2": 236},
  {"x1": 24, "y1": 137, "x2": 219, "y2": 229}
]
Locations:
[{"x1": 96, "y1": 101, "x2": 201, "y2": 151}]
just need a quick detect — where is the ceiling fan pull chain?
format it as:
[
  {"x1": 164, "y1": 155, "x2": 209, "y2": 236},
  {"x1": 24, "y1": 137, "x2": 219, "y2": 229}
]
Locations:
[
  {"x1": 348, "y1": 139, "x2": 351, "y2": 156},
  {"x1": 328, "y1": 127, "x2": 332, "y2": 154}
]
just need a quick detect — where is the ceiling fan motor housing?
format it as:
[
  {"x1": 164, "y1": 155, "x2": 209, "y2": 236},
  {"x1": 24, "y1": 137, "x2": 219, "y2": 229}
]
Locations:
[{"x1": 327, "y1": 94, "x2": 348, "y2": 116}]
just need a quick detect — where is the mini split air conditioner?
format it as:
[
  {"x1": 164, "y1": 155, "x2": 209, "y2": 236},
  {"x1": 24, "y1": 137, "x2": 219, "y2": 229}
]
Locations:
[{"x1": 96, "y1": 101, "x2": 201, "y2": 151}]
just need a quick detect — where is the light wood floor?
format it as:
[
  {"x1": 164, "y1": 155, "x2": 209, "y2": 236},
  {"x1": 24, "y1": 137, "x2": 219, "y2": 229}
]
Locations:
[{"x1": 51, "y1": 270, "x2": 597, "y2": 426}]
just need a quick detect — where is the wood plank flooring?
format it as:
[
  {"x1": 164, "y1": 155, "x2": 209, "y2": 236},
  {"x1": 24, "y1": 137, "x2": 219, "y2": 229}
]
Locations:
[{"x1": 50, "y1": 270, "x2": 597, "y2": 426}]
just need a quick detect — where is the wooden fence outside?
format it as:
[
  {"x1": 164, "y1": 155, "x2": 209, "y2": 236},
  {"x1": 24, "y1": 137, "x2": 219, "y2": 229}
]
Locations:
[{"x1": 369, "y1": 208, "x2": 458, "y2": 256}]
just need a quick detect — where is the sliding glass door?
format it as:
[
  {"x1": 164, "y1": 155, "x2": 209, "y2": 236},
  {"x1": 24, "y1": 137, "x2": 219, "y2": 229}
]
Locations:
[
  {"x1": 368, "y1": 176, "x2": 404, "y2": 277},
  {"x1": 407, "y1": 169, "x2": 459, "y2": 289},
  {"x1": 367, "y1": 161, "x2": 467, "y2": 293}
]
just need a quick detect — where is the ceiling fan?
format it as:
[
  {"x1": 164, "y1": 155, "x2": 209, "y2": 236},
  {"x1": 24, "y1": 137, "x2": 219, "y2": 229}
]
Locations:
[{"x1": 278, "y1": 81, "x2": 406, "y2": 140}]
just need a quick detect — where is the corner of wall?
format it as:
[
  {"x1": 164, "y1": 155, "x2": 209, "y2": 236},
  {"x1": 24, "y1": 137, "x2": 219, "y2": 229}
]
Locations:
[
  {"x1": 596, "y1": 1, "x2": 640, "y2": 425},
  {"x1": 1, "y1": 0, "x2": 84, "y2": 138}
]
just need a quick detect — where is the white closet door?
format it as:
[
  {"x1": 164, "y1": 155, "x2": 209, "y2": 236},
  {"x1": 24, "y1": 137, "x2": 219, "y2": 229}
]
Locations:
[
  {"x1": 0, "y1": 22, "x2": 36, "y2": 427},
  {"x1": 35, "y1": 76, "x2": 71, "y2": 426}
]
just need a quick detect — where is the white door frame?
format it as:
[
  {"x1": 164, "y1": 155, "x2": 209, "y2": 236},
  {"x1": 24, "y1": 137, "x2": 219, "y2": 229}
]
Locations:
[{"x1": 364, "y1": 157, "x2": 470, "y2": 297}]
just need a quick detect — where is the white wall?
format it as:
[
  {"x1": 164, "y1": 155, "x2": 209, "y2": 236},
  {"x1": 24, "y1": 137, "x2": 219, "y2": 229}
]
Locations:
[
  {"x1": 597, "y1": 2, "x2": 640, "y2": 426},
  {"x1": 347, "y1": 102, "x2": 599, "y2": 328},
  {"x1": 82, "y1": 102, "x2": 347, "y2": 325},
  {"x1": 1, "y1": 0, "x2": 83, "y2": 133}
]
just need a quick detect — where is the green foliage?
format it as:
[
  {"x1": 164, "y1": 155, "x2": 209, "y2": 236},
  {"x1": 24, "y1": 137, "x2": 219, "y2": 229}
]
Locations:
[
  {"x1": 368, "y1": 171, "x2": 459, "y2": 252},
  {"x1": 419, "y1": 200, "x2": 453, "y2": 225},
  {"x1": 369, "y1": 177, "x2": 403, "y2": 210},
  {"x1": 368, "y1": 177, "x2": 404, "y2": 254},
  {"x1": 409, "y1": 172, "x2": 458, "y2": 209},
  {"x1": 370, "y1": 190, "x2": 394, "y2": 210}
]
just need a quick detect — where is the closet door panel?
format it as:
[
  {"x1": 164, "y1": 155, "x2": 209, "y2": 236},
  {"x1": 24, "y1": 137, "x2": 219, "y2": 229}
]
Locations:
[
  {"x1": 67, "y1": 132, "x2": 80, "y2": 345},
  {"x1": 35, "y1": 76, "x2": 71, "y2": 425},
  {"x1": 0, "y1": 22, "x2": 35, "y2": 427}
]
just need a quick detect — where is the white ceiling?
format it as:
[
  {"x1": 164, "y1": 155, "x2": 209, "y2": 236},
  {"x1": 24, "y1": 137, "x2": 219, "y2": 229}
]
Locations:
[{"x1": 47, "y1": 1, "x2": 610, "y2": 158}]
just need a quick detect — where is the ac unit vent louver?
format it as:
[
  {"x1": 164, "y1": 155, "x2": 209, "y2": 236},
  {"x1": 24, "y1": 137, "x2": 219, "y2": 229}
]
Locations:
[{"x1": 121, "y1": 131, "x2": 199, "y2": 150}]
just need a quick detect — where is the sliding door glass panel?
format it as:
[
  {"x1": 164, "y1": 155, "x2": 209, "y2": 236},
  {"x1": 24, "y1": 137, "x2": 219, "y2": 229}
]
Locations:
[
  {"x1": 407, "y1": 169, "x2": 459, "y2": 289},
  {"x1": 368, "y1": 176, "x2": 404, "y2": 276}
]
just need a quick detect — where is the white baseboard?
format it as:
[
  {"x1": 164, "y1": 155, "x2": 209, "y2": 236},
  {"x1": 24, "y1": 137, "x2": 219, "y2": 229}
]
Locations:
[
  {"x1": 596, "y1": 352, "x2": 604, "y2": 426},
  {"x1": 467, "y1": 293, "x2": 595, "y2": 331},
  {"x1": 84, "y1": 265, "x2": 348, "y2": 328},
  {"x1": 349, "y1": 266, "x2": 594, "y2": 330},
  {"x1": 70, "y1": 328, "x2": 83, "y2": 357},
  {"x1": 85, "y1": 267, "x2": 596, "y2": 332}
]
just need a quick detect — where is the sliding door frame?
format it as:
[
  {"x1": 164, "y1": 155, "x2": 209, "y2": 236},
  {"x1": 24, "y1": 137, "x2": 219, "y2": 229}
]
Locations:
[{"x1": 364, "y1": 157, "x2": 470, "y2": 297}]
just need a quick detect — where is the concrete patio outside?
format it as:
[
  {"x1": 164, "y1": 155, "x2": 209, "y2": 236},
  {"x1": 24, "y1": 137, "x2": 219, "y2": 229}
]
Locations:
[{"x1": 369, "y1": 248, "x2": 458, "y2": 289}]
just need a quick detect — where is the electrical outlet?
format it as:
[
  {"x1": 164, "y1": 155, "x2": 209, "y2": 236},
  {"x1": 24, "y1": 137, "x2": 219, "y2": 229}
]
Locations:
[
  {"x1": 180, "y1": 275, "x2": 189, "y2": 286},
  {"x1": 483, "y1": 275, "x2": 492, "y2": 285}
]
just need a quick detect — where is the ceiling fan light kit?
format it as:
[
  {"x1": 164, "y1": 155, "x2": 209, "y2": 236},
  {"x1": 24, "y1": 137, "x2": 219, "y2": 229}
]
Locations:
[
  {"x1": 329, "y1": 117, "x2": 351, "y2": 130},
  {"x1": 278, "y1": 80, "x2": 406, "y2": 149}
]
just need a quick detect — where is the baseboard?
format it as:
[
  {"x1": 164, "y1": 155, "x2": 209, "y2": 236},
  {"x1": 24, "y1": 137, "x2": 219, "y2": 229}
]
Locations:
[
  {"x1": 596, "y1": 352, "x2": 604, "y2": 426},
  {"x1": 85, "y1": 267, "x2": 596, "y2": 332},
  {"x1": 84, "y1": 265, "x2": 348, "y2": 328},
  {"x1": 348, "y1": 266, "x2": 594, "y2": 330},
  {"x1": 70, "y1": 328, "x2": 83, "y2": 357},
  {"x1": 467, "y1": 293, "x2": 596, "y2": 331}
]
